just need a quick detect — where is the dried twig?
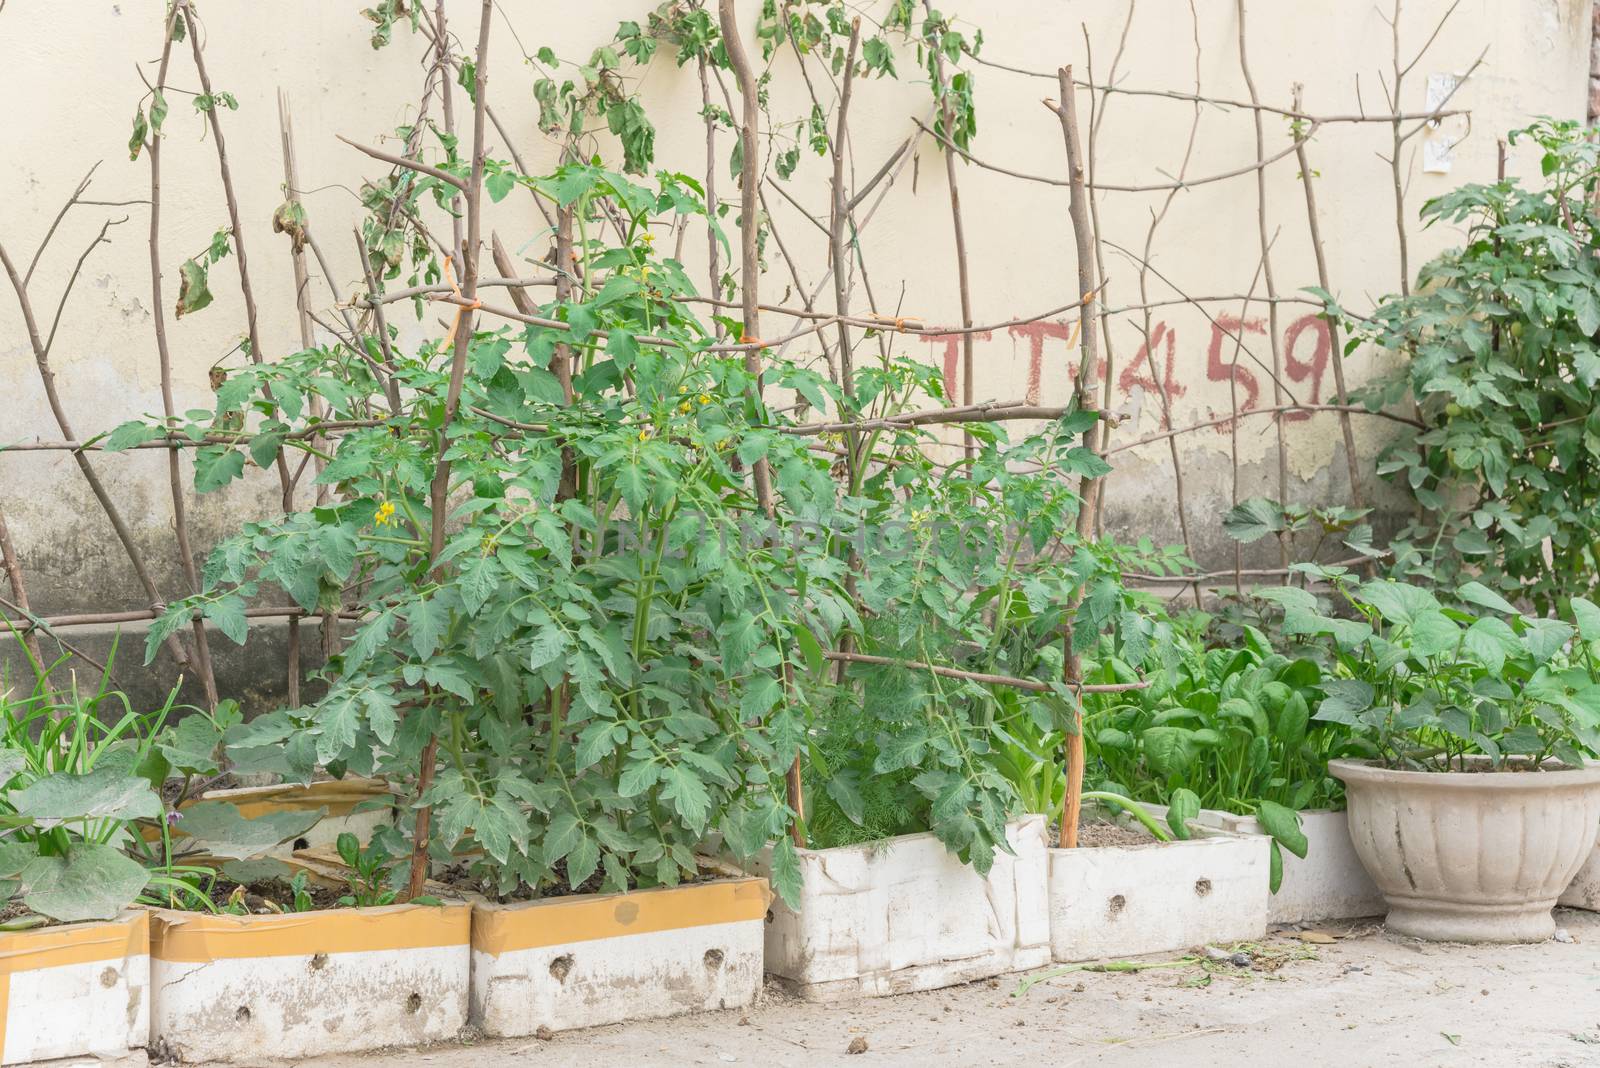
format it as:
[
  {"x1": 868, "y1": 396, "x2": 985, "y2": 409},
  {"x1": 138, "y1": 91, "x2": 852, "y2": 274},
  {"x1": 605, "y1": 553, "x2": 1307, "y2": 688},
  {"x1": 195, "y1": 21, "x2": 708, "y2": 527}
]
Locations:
[
  {"x1": 0, "y1": 506, "x2": 47, "y2": 680},
  {"x1": 719, "y1": 0, "x2": 797, "y2": 845},
  {"x1": 923, "y1": 0, "x2": 977, "y2": 459},
  {"x1": 821, "y1": 650, "x2": 1148, "y2": 695},
  {"x1": 1237, "y1": 0, "x2": 1290, "y2": 568},
  {"x1": 1293, "y1": 84, "x2": 1362, "y2": 513},
  {"x1": 408, "y1": 0, "x2": 493, "y2": 902}
]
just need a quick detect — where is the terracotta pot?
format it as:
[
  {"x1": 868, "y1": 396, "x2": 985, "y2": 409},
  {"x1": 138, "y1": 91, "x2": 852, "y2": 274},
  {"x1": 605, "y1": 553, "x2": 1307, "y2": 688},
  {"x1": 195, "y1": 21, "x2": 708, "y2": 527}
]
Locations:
[{"x1": 1331, "y1": 758, "x2": 1600, "y2": 943}]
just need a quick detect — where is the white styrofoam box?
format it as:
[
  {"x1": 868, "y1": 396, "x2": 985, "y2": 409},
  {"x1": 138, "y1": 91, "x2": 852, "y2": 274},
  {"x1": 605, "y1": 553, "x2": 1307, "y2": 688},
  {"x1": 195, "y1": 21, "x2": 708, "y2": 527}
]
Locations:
[
  {"x1": 1049, "y1": 820, "x2": 1268, "y2": 962},
  {"x1": 1195, "y1": 808, "x2": 1385, "y2": 923},
  {"x1": 1559, "y1": 830, "x2": 1600, "y2": 910},
  {"x1": 470, "y1": 877, "x2": 767, "y2": 1036},
  {"x1": 196, "y1": 778, "x2": 395, "y2": 859},
  {"x1": 758, "y1": 815, "x2": 1051, "y2": 1000},
  {"x1": 149, "y1": 903, "x2": 469, "y2": 1063},
  {"x1": 0, "y1": 912, "x2": 149, "y2": 1066}
]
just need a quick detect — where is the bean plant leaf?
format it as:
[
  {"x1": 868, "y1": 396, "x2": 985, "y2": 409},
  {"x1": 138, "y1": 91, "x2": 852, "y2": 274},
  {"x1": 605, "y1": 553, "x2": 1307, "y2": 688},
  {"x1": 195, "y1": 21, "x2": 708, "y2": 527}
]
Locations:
[
  {"x1": 1457, "y1": 581, "x2": 1517, "y2": 615},
  {"x1": 19, "y1": 844, "x2": 150, "y2": 922},
  {"x1": 1521, "y1": 617, "x2": 1575, "y2": 664},
  {"x1": 176, "y1": 800, "x2": 324, "y2": 860},
  {"x1": 1268, "y1": 839, "x2": 1284, "y2": 894},
  {"x1": 1359, "y1": 581, "x2": 1438, "y2": 626},
  {"x1": 9, "y1": 766, "x2": 163, "y2": 827},
  {"x1": 220, "y1": 858, "x2": 293, "y2": 884},
  {"x1": 0, "y1": 750, "x2": 26, "y2": 789},
  {"x1": 1314, "y1": 680, "x2": 1374, "y2": 725},
  {"x1": 1572, "y1": 597, "x2": 1600, "y2": 642}
]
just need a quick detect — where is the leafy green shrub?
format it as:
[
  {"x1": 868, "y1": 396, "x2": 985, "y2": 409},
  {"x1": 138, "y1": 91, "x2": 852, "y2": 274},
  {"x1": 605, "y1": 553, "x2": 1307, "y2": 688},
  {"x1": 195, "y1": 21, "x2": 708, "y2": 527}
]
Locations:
[
  {"x1": 1267, "y1": 576, "x2": 1600, "y2": 770},
  {"x1": 1327, "y1": 118, "x2": 1600, "y2": 613}
]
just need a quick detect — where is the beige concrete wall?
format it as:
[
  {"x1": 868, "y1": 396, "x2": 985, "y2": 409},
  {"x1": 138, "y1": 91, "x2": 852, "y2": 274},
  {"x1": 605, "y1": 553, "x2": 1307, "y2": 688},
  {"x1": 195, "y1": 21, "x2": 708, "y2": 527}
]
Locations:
[{"x1": 0, "y1": 2, "x2": 1590, "y2": 689}]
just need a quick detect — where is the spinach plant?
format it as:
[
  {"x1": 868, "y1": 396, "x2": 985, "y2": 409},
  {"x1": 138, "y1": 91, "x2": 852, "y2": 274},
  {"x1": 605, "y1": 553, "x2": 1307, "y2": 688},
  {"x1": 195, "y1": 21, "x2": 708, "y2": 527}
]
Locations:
[{"x1": 1080, "y1": 610, "x2": 1366, "y2": 888}]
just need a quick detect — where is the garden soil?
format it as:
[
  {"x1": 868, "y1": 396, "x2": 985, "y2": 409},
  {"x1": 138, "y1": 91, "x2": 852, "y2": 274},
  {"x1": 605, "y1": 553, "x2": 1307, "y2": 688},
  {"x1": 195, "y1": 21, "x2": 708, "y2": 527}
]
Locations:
[{"x1": 211, "y1": 908, "x2": 1600, "y2": 1067}]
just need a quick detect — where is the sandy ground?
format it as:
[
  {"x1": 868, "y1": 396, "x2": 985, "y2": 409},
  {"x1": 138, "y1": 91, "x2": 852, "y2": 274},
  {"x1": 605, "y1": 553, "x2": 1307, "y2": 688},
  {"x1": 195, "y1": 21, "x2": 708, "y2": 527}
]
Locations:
[{"x1": 289, "y1": 909, "x2": 1600, "y2": 1068}]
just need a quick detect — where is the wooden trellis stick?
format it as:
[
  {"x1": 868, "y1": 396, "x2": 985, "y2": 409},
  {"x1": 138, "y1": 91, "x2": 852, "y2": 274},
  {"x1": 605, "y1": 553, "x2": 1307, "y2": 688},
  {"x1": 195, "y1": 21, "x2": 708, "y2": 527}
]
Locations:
[
  {"x1": 1237, "y1": 0, "x2": 1290, "y2": 568},
  {"x1": 1053, "y1": 66, "x2": 1101, "y2": 851},
  {"x1": 718, "y1": 0, "x2": 802, "y2": 848},
  {"x1": 0, "y1": 234, "x2": 190, "y2": 672},
  {"x1": 146, "y1": 10, "x2": 219, "y2": 709},
  {"x1": 923, "y1": 0, "x2": 977, "y2": 460},
  {"x1": 407, "y1": 0, "x2": 493, "y2": 902},
  {"x1": 0, "y1": 505, "x2": 47, "y2": 682},
  {"x1": 1292, "y1": 85, "x2": 1363, "y2": 513}
]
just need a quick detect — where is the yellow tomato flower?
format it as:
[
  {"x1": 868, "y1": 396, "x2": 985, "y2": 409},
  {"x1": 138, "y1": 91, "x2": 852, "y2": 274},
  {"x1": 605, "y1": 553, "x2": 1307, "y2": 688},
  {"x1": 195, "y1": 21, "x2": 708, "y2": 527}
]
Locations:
[
  {"x1": 373, "y1": 500, "x2": 396, "y2": 527},
  {"x1": 697, "y1": 393, "x2": 711, "y2": 405}
]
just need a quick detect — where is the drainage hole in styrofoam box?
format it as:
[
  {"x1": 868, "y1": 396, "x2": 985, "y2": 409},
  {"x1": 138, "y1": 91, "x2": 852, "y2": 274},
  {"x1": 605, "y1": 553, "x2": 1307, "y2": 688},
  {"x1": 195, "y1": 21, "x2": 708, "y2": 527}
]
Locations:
[
  {"x1": 1195, "y1": 878, "x2": 1213, "y2": 897},
  {"x1": 704, "y1": 948, "x2": 724, "y2": 971},
  {"x1": 550, "y1": 954, "x2": 575, "y2": 982}
]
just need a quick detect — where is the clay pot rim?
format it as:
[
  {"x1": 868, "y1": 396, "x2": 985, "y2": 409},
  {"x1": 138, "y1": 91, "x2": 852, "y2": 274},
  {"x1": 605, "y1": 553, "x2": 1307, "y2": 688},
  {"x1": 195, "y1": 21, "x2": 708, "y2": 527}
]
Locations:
[{"x1": 1330, "y1": 756, "x2": 1600, "y2": 789}]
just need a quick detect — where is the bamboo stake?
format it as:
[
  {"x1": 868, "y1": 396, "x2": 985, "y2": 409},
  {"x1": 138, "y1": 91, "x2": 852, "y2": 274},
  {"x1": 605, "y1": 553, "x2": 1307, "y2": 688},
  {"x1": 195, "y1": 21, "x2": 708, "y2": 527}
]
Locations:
[
  {"x1": 697, "y1": 55, "x2": 722, "y2": 330},
  {"x1": 1127, "y1": 0, "x2": 1203, "y2": 606},
  {"x1": 1053, "y1": 67, "x2": 1101, "y2": 851},
  {"x1": 1081, "y1": 11, "x2": 1133, "y2": 537},
  {"x1": 822, "y1": 650, "x2": 1148, "y2": 695},
  {"x1": 276, "y1": 93, "x2": 316, "y2": 710}
]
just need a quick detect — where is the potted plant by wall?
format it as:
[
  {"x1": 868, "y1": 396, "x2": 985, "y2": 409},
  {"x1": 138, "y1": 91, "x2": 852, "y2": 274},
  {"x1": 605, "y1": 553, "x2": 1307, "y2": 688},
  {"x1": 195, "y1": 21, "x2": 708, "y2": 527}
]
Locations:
[
  {"x1": 1081, "y1": 600, "x2": 1384, "y2": 924},
  {"x1": 1295, "y1": 578, "x2": 1600, "y2": 943}
]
